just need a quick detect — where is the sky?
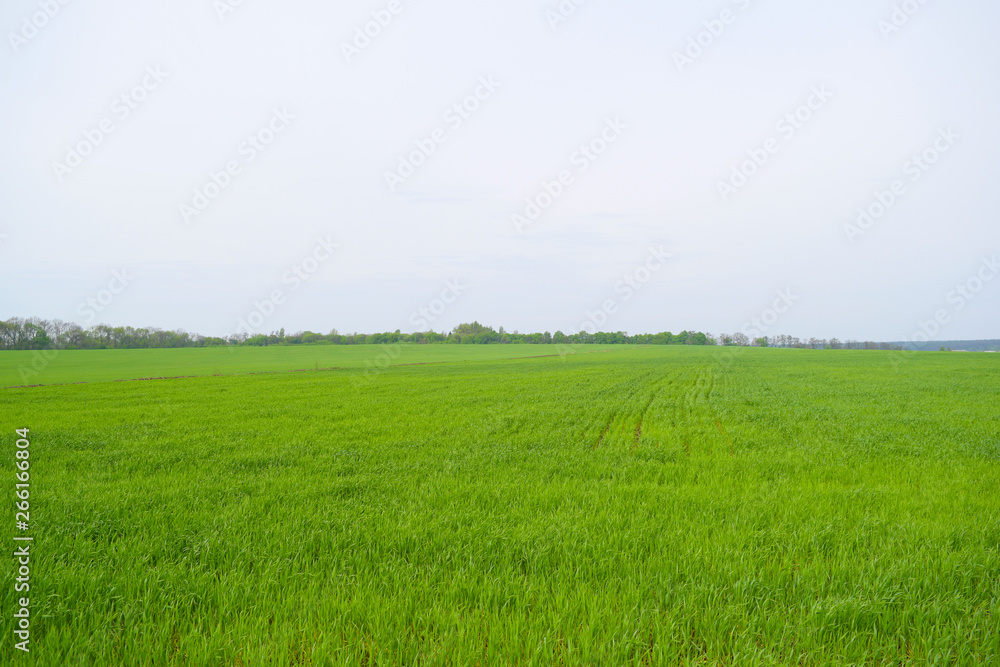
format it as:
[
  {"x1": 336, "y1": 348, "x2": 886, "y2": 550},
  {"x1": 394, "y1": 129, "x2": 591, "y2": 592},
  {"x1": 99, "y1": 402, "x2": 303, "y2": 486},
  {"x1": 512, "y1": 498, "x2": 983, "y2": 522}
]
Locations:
[{"x1": 1, "y1": 0, "x2": 998, "y2": 341}]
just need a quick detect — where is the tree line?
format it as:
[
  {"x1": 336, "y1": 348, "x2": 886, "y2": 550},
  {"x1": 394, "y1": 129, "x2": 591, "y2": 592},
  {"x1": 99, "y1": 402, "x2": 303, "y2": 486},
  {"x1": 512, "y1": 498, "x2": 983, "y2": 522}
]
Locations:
[{"x1": 0, "y1": 317, "x2": 904, "y2": 351}]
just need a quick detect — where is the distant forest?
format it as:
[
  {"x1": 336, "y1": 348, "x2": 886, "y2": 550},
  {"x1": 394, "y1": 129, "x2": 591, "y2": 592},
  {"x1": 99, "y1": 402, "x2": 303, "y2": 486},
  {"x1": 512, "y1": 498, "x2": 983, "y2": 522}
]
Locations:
[
  {"x1": 2, "y1": 316, "x2": 987, "y2": 352},
  {"x1": 889, "y1": 340, "x2": 1000, "y2": 353}
]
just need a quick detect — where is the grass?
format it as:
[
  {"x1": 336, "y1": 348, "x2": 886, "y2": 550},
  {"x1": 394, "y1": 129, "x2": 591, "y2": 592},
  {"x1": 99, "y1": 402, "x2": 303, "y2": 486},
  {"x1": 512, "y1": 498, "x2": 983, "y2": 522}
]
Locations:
[
  {"x1": 1, "y1": 346, "x2": 998, "y2": 665},
  {"x1": 0, "y1": 343, "x2": 625, "y2": 388}
]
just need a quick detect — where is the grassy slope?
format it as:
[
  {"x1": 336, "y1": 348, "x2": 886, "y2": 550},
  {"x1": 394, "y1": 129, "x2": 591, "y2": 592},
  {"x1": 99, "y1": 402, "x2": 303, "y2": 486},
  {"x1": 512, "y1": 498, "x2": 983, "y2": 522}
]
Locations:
[{"x1": 1, "y1": 347, "x2": 998, "y2": 665}]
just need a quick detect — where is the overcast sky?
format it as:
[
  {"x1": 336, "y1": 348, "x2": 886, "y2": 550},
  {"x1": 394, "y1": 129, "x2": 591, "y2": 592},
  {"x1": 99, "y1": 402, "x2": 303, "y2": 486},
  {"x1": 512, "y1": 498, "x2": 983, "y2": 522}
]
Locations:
[{"x1": 2, "y1": 0, "x2": 998, "y2": 341}]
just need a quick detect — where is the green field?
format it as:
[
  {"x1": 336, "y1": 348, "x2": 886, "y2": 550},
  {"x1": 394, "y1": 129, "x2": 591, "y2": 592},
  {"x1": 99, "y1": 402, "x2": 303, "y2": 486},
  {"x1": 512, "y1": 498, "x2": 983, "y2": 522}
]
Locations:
[
  {"x1": 0, "y1": 344, "x2": 627, "y2": 388},
  {"x1": 2, "y1": 346, "x2": 999, "y2": 665}
]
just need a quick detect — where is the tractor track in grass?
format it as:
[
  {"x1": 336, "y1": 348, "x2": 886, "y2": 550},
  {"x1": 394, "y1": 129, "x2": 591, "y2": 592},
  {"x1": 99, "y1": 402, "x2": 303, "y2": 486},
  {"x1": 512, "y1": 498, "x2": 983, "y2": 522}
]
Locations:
[
  {"x1": 632, "y1": 376, "x2": 673, "y2": 449},
  {"x1": 714, "y1": 418, "x2": 735, "y2": 456},
  {"x1": 652, "y1": 365, "x2": 722, "y2": 456},
  {"x1": 594, "y1": 370, "x2": 677, "y2": 450},
  {"x1": 593, "y1": 419, "x2": 613, "y2": 449},
  {"x1": 592, "y1": 369, "x2": 660, "y2": 450},
  {"x1": 695, "y1": 365, "x2": 734, "y2": 455}
]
